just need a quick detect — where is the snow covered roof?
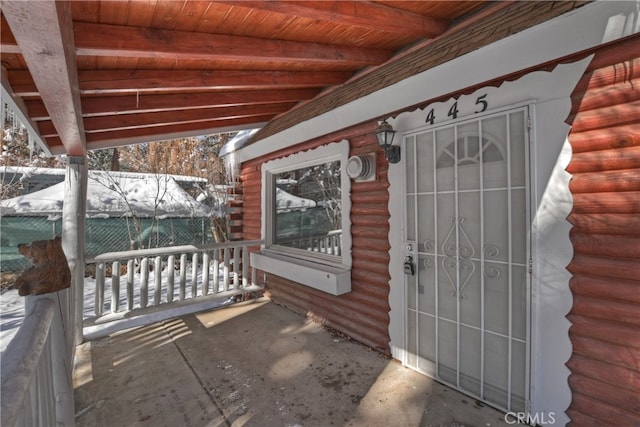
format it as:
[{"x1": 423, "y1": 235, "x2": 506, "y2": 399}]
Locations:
[
  {"x1": 275, "y1": 187, "x2": 316, "y2": 213},
  {"x1": 1, "y1": 173, "x2": 212, "y2": 218}
]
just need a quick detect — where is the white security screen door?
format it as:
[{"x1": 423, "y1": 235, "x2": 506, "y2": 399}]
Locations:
[{"x1": 403, "y1": 107, "x2": 530, "y2": 412}]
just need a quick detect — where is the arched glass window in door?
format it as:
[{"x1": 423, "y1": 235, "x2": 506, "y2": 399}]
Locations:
[{"x1": 436, "y1": 134, "x2": 504, "y2": 169}]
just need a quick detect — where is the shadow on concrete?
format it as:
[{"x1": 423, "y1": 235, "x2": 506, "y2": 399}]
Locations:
[{"x1": 74, "y1": 299, "x2": 511, "y2": 427}]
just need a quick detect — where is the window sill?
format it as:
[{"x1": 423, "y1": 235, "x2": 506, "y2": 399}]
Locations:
[{"x1": 251, "y1": 250, "x2": 351, "y2": 296}]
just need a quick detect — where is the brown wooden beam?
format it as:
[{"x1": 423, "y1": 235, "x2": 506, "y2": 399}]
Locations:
[
  {"x1": 2, "y1": 1, "x2": 86, "y2": 156},
  {"x1": 83, "y1": 102, "x2": 296, "y2": 132},
  {"x1": 9, "y1": 69, "x2": 353, "y2": 96},
  {"x1": 77, "y1": 69, "x2": 352, "y2": 94},
  {"x1": 80, "y1": 88, "x2": 319, "y2": 116},
  {"x1": 74, "y1": 22, "x2": 391, "y2": 67},
  {"x1": 218, "y1": 1, "x2": 448, "y2": 38},
  {"x1": 85, "y1": 114, "x2": 275, "y2": 145}
]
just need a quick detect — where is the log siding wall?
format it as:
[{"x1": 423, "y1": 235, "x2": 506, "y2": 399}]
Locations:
[
  {"x1": 565, "y1": 35, "x2": 640, "y2": 426},
  {"x1": 240, "y1": 121, "x2": 393, "y2": 354}
]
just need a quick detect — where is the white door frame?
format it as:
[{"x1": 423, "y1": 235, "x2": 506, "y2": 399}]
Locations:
[{"x1": 387, "y1": 58, "x2": 590, "y2": 425}]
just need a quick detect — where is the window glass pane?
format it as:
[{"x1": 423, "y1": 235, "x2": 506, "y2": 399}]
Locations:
[{"x1": 273, "y1": 161, "x2": 342, "y2": 255}]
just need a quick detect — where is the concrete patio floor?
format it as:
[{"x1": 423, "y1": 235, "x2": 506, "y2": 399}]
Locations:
[{"x1": 73, "y1": 298, "x2": 512, "y2": 427}]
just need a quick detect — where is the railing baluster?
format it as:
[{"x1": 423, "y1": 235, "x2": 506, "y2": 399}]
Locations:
[
  {"x1": 223, "y1": 248, "x2": 230, "y2": 291},
  {"x1": 202, "y1": 251, "x2": 210, "y2": 295},
  {"x1": 242, "y1": 246, "x2": 249, "y2": 288},
  {"x1": 179, "y1": 253, "x2": 187, "y2": 300},
  {"x1": 154, "y1": 256, "x2": 162, "y2": 306},
  {"x1": 127, "y1": 259, "x2": 134, "y2": 311},
  {"x1": 167, "y1": 255, "x2": 175, "y2": 303},
  {"x1": 111, "y1": 261, "x2": 120, "y2": 313},
  {"x1": 191, "y1": 253, "x2": 199, "y2": 298},
  {"x1": 140, "y1": 257, "x2": 149, "y2": 309},
  {"x1": 95, "y1": 262, "x2": 105, "y2": 316},
  {"x1": 233, "y1": 247, "x2": 240, "y2": 289},
  {"x1": 212, "y1": 249, "x2": 220, "y2": 294}
]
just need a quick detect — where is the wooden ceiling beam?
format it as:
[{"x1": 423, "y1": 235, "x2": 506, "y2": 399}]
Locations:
[
  {"x1": 8, "y1": 69, "x2": 353, "y2": 96},
  {"x1": 24, "y1": 88, "x2": 318, "y2": 119},
  {"x1": 83, "y1": 102, "x2": 296, "y2": 133},
  {"x1": 85, "y1": 115, "x2": 275, "y2": 145},
  {"x1": 2, "y1": 1, "x2": 86, "y2": 156},
  {"x1": 219, "y1": 0, "x2": 448, "y2": 38},
  {"x1": 80, "y1": 88, "x2": 319, "y2": 116},
  {"x1": 74, "y1": 22, "x2": 391, "y2": 67}
]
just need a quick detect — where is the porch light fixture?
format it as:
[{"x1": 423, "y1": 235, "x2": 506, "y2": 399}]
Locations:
[{"x1": 376, "y1": 120, "x2": 400, "y2": 163}]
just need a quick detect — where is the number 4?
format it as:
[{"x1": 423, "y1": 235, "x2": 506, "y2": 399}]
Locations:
[
  {"x1": 425, "y1": 108, "x2": 435, "y2": 125},
  {"x1": 448, "y1": 102, "x2": 459, "y2": 120}
]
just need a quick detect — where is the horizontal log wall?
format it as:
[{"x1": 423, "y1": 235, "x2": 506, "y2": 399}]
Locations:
[
  {"x1": 565, "y1": 35, "x2": 640, "y2": 427},
  {"x1": 240, "y1": 121, "x2": 392, "y2": 354}
]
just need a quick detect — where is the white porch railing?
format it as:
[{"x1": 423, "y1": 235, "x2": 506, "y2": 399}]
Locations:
[
  {"x1": 1, "y1": 294, "x2": 75, "y2": 427},
  {"x1": 84, "y1": 240, "x2": 263, "y2": 331},
  {"x1": 278, "y1": 230, "x2": 342, "y2": 255}
]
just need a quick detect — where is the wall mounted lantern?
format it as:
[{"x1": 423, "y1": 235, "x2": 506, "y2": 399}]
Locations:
[{"x1": 375, "y1": 120, "x2": 400, "y2": 163}]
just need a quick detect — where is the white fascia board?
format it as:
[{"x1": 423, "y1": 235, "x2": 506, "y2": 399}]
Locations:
[{"x1": 232, "y1": 0, "x2": 639, "y2": 164}]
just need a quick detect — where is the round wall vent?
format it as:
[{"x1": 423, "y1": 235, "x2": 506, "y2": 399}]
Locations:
[{"x1": 346, "y1": 154, "x2": 375, "y2": 181}]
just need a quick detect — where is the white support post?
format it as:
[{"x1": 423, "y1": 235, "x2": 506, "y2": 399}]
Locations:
[
  {"x1": 62, "y1": 155, "x2": 87, "y2": 346},
  {"x1": 59, "y1": 155, "x2": 86, "y2": 426}
]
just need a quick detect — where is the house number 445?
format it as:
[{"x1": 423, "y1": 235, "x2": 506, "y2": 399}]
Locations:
[{"x1": 425, "y1": 94, "x2": 488, "y2": 125}]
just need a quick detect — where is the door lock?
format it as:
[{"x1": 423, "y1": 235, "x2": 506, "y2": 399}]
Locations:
[{"x1": 404, "y1": 255, "x2": 415, "y2": 276}]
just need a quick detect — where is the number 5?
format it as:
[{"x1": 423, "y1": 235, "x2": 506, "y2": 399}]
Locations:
[{"x1": 475, "y1": 94, "x2": 488, "y2": 113}]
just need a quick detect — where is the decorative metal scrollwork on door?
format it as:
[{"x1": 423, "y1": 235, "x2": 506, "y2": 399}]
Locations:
[
  {"x1": 422, "y1": 216, "x2": 502, "y2": 298},
  {"x1": 441, "y1": 217, "x2": 475, "y2": 298}
]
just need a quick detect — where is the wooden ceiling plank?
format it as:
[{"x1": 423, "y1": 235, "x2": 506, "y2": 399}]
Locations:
[
  {"x1": 1, "y1": 67, "x2": 50, "y2": 153},
  {"x1": 0, "y1": 13, "x2": 21, "y2": 53},
  {"x1": 77, "y1": 69, "x2": 352, "y2": 93},
  {"x1": 217, "y1": 0, "x2": 448, "y2": 38},
  {"x1": 10, "y1": 69, "x2": 351, "y2": 96},
  {"x1": 83, "y1": 102, "x2": 296, "y2": 132},
  {"x1": 79, "y1": 88, "x2": 320, "y2": 116},
  {"x1": 2, "y1": 1, "x2": 86, "y2": 156},
  {"x1": 85, "y1": 114, "x2": 275, "y2": 144},
  {"x1": 73, "y1": 22, "x2": 391, "y2": 66},
  {"x1": 4, "y1": 70, "x2": 38, "y2": 97}
]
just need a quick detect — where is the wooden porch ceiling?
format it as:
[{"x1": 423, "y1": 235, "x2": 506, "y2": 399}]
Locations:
[{"x1": 0, "y1": 0, "x2": 487, "y2": 156}]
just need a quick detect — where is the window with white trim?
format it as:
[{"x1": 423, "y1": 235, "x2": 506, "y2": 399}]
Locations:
[{"x1": 253, "y1": 140, "x2": 352, "y2": 295}]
